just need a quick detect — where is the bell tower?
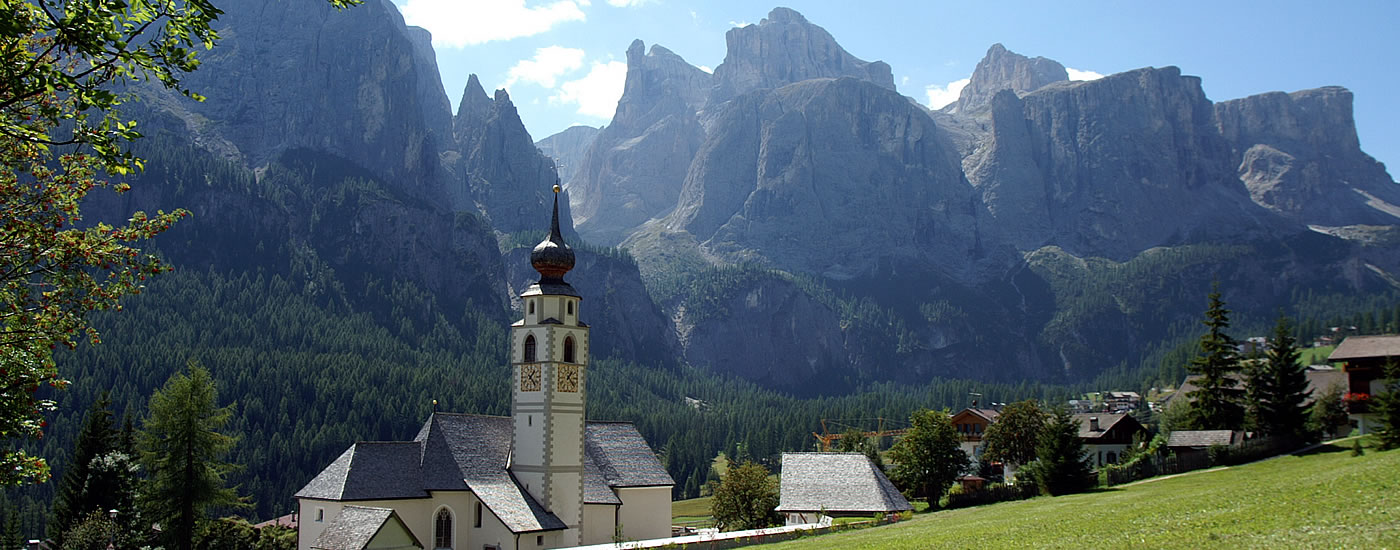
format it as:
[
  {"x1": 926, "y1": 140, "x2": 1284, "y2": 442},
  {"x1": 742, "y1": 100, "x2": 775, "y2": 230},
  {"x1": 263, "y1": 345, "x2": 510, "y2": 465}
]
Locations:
[{"x1": 510, "y1": 185, "x2": 587, "y2": 545}]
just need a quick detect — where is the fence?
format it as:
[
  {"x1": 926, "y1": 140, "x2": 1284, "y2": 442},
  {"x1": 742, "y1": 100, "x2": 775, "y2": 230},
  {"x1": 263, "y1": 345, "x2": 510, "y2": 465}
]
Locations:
[{"x1": 1100, "y1": 436, "x2": 1301, "y2": 487}]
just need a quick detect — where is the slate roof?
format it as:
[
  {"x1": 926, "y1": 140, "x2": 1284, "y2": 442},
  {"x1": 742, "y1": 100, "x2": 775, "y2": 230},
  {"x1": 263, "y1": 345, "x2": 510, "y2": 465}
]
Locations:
[
  {"x1": 295, "y1": 413, "x2": 672, "y2": 533},
  {"x1": 1329, "y1": 335, "x2": 1400, "y2": 361},
  {"x1": 1071, "y1": 413, "x2": 1141, "y2": 441},
  {"x1": 1166, "y1": 430, "x2": 1241, "y2": 448},
  {"x1": 310, "y1": 506, "x2": 420, "y2": 550},
  {"x1": 775, "y1": 453, "x2": 911, "y2": 514}
]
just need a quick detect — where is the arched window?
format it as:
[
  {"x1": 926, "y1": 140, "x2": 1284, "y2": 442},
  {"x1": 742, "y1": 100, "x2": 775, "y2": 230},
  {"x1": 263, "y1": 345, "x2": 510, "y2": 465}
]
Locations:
[
  {"x1": 524, "y1": 334, "x2": 537, "y2": 363},
  {"x1": 434, "y1": 508, "x2": 453, "y2": 549},
  {"x1": 528, "y1": 300, "x2": 535, "y2": 315},
  {"x1": 564, "y1": 336, "x2": 576, "y2": 363}
]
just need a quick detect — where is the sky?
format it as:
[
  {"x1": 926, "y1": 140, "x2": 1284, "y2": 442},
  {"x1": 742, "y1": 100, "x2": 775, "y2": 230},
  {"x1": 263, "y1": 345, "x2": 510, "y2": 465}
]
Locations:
[{"x1": 390, "y1": 0, "x2": 1400, "y2": 176}]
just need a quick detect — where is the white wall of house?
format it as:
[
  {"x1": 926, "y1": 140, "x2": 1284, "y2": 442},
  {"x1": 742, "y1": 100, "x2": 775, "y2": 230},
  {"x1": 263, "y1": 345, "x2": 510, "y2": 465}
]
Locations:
[
  {"x1": 615, "y1": 487, "x2": 672, "y2": 542},
  {"x1": 580, "y1": 504, "x2": 617, "y2": 545},
  {"x1": 1084, "y1": 444, "x2": 1129, "y2": 467},
  {"x1": 783, "y1": 512, "x2": 822, "y2": 527},
  {"x1": 366, "y1": 519, "x2": 419, "y2": 550}
]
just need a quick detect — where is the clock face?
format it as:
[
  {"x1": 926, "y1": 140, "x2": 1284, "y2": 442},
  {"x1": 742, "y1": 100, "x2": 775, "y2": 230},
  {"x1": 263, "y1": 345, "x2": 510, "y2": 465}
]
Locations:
[
  {"x1": 558, "y1": 364, "x2": 580, "y2": 392},
  {"x1": 521, "y1": 364, "x2": 542, "y2": 392}
]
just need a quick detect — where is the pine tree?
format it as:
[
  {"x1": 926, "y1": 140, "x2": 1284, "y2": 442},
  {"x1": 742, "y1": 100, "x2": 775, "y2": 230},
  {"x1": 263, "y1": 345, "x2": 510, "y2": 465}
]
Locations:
[
  {"x1": 139, "y1": 364, "x2": 245, "y2": 550},
  {"x1": 1185, "y1": 284, "x2": 1244, "y2": 430},
  {"x1": 1024, "y1": 408, "x2": 1093, "y2": 496},
  {"x1": 1374, "y1": 361, "x2": 1400, "y2": 450},
  {"x1": 50, "y1": 394, "x2": 118, "y2": 546},
  {"x1": 1247, "y1": 315, "x2": 1313, "y2": 442}
]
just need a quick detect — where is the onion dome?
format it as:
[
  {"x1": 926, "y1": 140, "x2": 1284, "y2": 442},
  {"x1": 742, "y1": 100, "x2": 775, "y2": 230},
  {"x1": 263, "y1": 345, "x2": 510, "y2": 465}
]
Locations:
[{"x1": 531, "y1": 185, "x2": 575, "y2": 281}]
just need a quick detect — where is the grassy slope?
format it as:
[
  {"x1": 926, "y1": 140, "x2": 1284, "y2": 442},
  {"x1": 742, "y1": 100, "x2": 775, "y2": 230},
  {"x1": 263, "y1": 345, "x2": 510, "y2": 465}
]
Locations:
[{"x1": 759, "y1": 439, "x2": 1399, "y2": 549}]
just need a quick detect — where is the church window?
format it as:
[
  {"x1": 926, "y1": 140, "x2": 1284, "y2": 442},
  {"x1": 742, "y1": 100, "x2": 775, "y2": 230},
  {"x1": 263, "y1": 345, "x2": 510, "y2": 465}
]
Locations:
[
  {"x1": 564, "y1": 336, "x2": 576, "y2": 363},
  {"x1": 434, "y1": 508, "x2": 453, "y2": 549},
  {"x1": 315, "y1": 508, "x2": 323, "y2": 522},
  {"x1": 528, "y1": 300, "x2": 535, "y2": 315},
  {"x1": 567, "y1": 301, "x2": 573, "y2": 315},
  {"x1": 474, "y1": 503, "x2": 482, "y2": 528},
  {"x1": 537, "y1": 535, "x2": 544, "y2": 546},
  {"x1": 524, "y1": 334, "x2": 536, "y2": 362}
]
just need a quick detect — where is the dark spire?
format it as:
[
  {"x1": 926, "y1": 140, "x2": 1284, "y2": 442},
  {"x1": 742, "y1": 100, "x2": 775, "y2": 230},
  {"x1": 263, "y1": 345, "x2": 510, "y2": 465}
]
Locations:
[{"x1": 530, "y1": 184, "x2": 575, "y2": 282}]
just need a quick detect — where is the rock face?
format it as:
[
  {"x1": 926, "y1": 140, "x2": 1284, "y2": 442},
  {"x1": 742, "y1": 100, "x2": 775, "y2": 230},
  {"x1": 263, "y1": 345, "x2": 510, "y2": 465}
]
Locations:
[
  {"x1": 448, "y1": 76, "x2": 571, "y2": 234},
  {"x1": 1215, "y1": 87, "x2": 1400, "y2": 226},
  {"x1": 535, "y1": 125, "x2": 600, "y2": 187},
  {"x1": 710, "y1": 8, "x2": 894, "y2": 104},
  {"x1": 667, "y1": 77, "x2": 994, "y2": 281},
  {"x1": 166, "y1": 0, "x2": 447, "y2": 193},
  {"x1": 966, "y1": 66, "x2": 1275, "y2": 258},
  {"x1": 951, "y1": 43, "x2": 1068, "y2": 114},
  {"x1": 570, "y1": 41, "x2": 711, "y2": 245}
]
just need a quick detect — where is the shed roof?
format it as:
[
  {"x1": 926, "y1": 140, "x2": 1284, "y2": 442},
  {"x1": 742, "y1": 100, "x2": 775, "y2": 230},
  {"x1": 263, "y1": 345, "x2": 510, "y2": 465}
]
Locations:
[
  {"x1": 1329, "y1": 335, "x2": 1400, "y2": 361},
  {"x1": 775, "y1": 453, "x2": 911, "y2": 514},
  {"x1": 1166, "y1": 430, "x2": 1241, "y2": 448},
  {"x1": 309, "y1": 506, "x2": 420, "y2": 550},
  {"x1": 296, "y1": 413, "x2": 673, "y2": 533}
]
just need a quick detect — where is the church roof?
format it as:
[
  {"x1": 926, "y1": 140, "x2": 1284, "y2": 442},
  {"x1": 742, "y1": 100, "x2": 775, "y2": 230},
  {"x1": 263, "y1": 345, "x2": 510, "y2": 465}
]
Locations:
[
  {"x1": 775, "y1": 453, "x2": 911, "y2": 513},
  {"x1": 310, "y1": 506, "x2": 420, "y2": 550},
  {"x1": 295, "y1": 413, "x2": 672, "y2": 533}
]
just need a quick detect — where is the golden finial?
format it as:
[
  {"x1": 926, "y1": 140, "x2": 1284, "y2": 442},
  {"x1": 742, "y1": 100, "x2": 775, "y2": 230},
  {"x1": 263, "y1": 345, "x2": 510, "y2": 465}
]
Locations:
[{"x1": 553, "y1": 184, "x2": 562, "y2": 194}]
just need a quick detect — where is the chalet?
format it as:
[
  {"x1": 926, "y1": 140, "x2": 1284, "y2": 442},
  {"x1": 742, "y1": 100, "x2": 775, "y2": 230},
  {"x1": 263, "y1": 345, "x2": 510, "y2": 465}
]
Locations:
[
  {"x1": 1103, "y1": 391, "x2": 1141, "y2": 413},
  {"x1": 949, "y1": 408, "x2": 1000, "y2": 463},
  {"x1": 775, "y1": 453, "x2": 911, "y2": 526},
  {"x1": 1165, "y1": 430, "x2": 1246, "y2": 459},
  {"x1": 1073, "y1": 413, "x2": 1146, "y2": 467},
  {"x1": 1328, "y1": 334, "x2": 1400, "y2": 434}
]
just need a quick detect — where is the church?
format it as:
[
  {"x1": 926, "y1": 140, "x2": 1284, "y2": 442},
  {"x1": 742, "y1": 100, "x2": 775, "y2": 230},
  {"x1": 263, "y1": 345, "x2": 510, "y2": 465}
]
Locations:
[{"x1": 295, "y1": 187, "x2": 674, "y2": 550}]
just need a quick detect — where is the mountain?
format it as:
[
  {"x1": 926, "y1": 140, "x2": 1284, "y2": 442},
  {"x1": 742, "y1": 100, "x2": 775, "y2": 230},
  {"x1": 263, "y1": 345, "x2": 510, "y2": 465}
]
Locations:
[
  {"x1": 951, "y1": 43, "x2": 1068, "y2": 114},
  {"x1": 535, "y1": 125, "x2": 600, "y2": 186},
  {"x1": 710, "y1": 7, "x2": 895, "y2": 104}
]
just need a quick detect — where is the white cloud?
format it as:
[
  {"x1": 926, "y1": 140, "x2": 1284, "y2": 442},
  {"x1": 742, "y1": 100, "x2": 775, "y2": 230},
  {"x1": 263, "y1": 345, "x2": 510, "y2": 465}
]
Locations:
[
  {"x1": 504, "y1": 46, "x2": 586, "y2": 89},
  {"x1": 900, "y1": 76, "x2": 910, "y2": 87},
  {"x1": 924, "y1": 78, "x2": 970, "y2": 110},
  {"x1": 1066, "y1": 68, "x2": 1105, "y2": 81},
  {"x1": 552, "y1": 61, "x2": 628, "y2": 119},
  {"x1": 606, "y1": 0, "x2": 650, "y2": 6},
  {"x1": 698, "y1": 65, "x2": 713, "y2": 74},
  {"x1": 728, "y1": 20, "x2": 750, "y2": 27},
  {"x1": 400, "y1": 0, "x2": 586, "y2": 47}
]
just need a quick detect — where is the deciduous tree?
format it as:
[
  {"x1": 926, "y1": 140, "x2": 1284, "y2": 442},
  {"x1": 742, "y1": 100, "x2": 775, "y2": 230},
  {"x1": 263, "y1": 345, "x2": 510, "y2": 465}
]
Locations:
[
  {"x1": 888, "y1": 409, "x2": 967, "y2": 506},
  {"x1": 981, "y1": 399, "x2": 1046, "y2": 482},
  {"x1": 708, "y1": 460, "x2": 779, "y2": 531}
]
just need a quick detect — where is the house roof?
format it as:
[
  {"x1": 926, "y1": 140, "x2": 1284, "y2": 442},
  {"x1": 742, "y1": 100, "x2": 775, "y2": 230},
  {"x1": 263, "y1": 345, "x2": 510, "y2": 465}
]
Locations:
[
  {"x1": 1166, "y1": 430, "x2": 1241, "y2": 448},
  {"x1": 950, "y1": 408, "x2": 1000, "y2": 424},
  {"x1": 775, "y1": 453, "x2": 912, "y2": 514},
  {"x1": 310, "y1": 506, "x2": 420, "y2": 550},
  {"x1": 1070, "y1": 413, "x2": 1144, "y2": 441},
  {"x1": 1329, "y1": 335, "x2": 1400, "y2": 361},
  {"x1": 295, "y1": 413, "x2": 673, "y2": 533}
]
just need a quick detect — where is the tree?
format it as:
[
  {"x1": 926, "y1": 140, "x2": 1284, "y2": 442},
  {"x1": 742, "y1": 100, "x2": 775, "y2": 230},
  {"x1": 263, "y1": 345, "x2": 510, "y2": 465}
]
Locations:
[
  {"x1": 1307, "y1": 383, "x2": 1350, "y2": 440},
  {"x1": 139, "y1": 364, "x2": 244, "y2": 550},
  {"x1": 1184, "y1": 284, "x2": 1244, "y2": 430},
  {"x1": 1373, "y1": 361, "x2": 1400, "y2": 450},
  {"x1": 981, "y1": 399, "x2": 1046, "y2": 482},
  {"x1": 0, "y1": 0, "x2": 361, "y2": 487},
  {"x1": 835, "y1": 428, "x2": 884, "y2": 471},
  {"x1": 708, "y1": 460, "x2": 779, "y2": 532},
  {"x1": 1245, "y1": 315, "x2": 1312, "y2": 441},
  {"x1": 1023, "y1": 408, "x2": 1092, "y2": 496},
  {"x1": 887, "y1": 409, "x2": 967, "y2": 506},
  {"x1": 50, "y1": 393, "x2": 119, "y2": 546}
]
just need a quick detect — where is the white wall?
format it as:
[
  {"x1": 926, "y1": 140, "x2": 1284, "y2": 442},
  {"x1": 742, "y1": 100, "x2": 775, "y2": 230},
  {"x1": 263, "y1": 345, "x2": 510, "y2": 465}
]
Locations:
[
  {"x1": 580, "y1": 504, "x2": 617, "y2": 546},
  {"x1": 615, "y1": 487, "x2": 672, "y2": 542},
  {"x1": 298, "y1": 492, "x2": 518, "y2": 550}
]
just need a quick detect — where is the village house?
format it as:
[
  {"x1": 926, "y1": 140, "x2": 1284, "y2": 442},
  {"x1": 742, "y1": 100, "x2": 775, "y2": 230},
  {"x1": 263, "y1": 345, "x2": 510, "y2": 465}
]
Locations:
[
  {"x1": 1328, "y1": 334, "x2": 1400, "y2": 434},
  {"x1": 1072, "y1": 413, "x2": 1147, "y2": 467},
  {"x1": 775, "y1": 453, "x2": 911, "y2": 526},
  {"x1": 295, "y1": 190, "x2": 673, "y2": 550},
  {"x1": 949, "y1": 407, "x2": 1000, "y2": 464}
]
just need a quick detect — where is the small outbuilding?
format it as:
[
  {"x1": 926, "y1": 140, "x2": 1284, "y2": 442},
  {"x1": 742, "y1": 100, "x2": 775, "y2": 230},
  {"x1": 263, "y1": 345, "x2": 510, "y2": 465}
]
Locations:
[
  {"x1": 775, "y1": 452, "x2": 911, "y2": 526},
  {"x1": 310, "y1": 506, "x2": 421, "y2": 550}
]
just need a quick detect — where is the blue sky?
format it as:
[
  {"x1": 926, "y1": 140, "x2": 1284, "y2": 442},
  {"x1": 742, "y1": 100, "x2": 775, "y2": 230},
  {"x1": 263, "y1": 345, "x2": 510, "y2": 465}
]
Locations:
[{"x1": 391, "y1": 0, "x2": 1399, "y2": 176}]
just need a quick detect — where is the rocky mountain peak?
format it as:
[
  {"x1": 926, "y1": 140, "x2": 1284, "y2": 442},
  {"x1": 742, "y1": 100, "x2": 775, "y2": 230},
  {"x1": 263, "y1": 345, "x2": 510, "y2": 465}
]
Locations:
[
  {"x1": 709, "y1": 7, "x2": 894, "y2": 105},
  {"x1": 952, "y1": 43, "x2": 1068, "y2": 113}
]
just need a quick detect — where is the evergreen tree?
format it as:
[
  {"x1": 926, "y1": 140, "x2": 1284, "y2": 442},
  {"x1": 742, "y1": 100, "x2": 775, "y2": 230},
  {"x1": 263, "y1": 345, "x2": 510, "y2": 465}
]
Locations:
[
  {"x1": 1185, "y1": 284, "x2": 1244, "y2": 430},
  {"x1": 888, "y1": 409, "x2": 967, "y2": 506},
  {"x1": 1247, "y1": 315, "x2": 1312, "y2": 442},
  {"x1": 1373, "y1": 361, "x2": 1400, "y2": 450},
  {"x1": 3, "y1": 502, "x2": 21, "y2": 550},
  {"x1": 139, "y1": 365, "x2": 245, "y2": 550},
  {"x1": 50, "y1": 394, "x2": 117, "y2": 546},
  {"x1": 1024, "y1": 408, "x2": 1093, "y2": 496}
]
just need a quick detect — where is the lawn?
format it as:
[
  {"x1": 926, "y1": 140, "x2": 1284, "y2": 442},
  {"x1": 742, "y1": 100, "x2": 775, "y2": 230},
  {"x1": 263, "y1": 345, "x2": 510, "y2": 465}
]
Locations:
[
  {"x1": 671, "y1": 495, "x2": 714, "y2": 528},
  {"x1": 1300, "y1": 345, "x2": 1336, "y2": 366},
  {"x1": 757, "y1": 438, "x2": 1399, "y2": 549}
]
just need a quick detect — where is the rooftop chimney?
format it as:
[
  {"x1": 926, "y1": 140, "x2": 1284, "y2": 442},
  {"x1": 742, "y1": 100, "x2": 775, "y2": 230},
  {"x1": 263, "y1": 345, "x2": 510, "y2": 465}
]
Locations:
[{"x1": 1089, "y1": 417, "x2": 1100, "y2": 431}]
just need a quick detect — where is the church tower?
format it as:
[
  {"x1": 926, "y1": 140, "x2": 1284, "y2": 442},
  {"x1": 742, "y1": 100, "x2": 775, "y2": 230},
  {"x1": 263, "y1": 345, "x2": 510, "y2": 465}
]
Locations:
[{"x1": 510, "y1": 185, "x2": 588, "y2": 545}]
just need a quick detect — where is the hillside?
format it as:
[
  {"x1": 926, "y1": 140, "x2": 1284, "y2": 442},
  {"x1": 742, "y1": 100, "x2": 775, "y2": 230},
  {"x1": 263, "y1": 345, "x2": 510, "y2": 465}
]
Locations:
[{"x1": 759, "y1": 439, "x2": 1399, "y2": 549}]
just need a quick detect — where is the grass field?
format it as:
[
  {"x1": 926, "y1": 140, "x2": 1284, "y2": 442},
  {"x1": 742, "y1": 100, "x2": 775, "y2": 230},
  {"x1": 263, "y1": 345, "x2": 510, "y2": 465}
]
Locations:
[
  {"x1": 756, "y1": 438, "x2": 1399, "y2": 549},
  {"x1": 1300, "y1": 345, "x2": 1336, "y2": 365},
  {"x1": 671, "y1": 495, "x2": 714, "y2": 528}
]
